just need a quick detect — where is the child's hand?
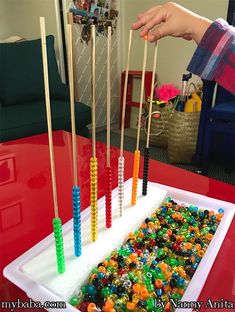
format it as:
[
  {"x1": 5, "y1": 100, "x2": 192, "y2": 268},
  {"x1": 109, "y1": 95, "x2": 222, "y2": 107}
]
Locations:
[{"x1": 132, "y1": 2, "x2": 212, "y2": 44}]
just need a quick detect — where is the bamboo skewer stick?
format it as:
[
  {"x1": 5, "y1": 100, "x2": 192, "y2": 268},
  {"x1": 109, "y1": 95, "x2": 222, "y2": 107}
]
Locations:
[
  {"x1": 120, "y1": 30, "x2": 133, "y2": 157},
  {"x1": 106, "y1": 26, "x2": 112, "y2": 228},
  {"x1": 131, "y1": 37, "x2": 148, "y2": 206},
  {"x1": 107, "y1": 27, "x2": 111, "y2": 169},
  {"x1": 118, "y1": 30, "x2": 133, "y2": 216},
  {"x1": 40, "y1": 18, "x2": 59, "y2": 219},
  {"x1": 142, "y1": 41, "x2": 159, "y2": 196},
  {"x1": 91, "y1": 26, "x2": 96, "y2": 159},
  {"x1": 67, "y1": 12, "x2": 79, "y2": 101},
  {"x1": 68, "y1": 24, "x2": 78, "y2": 187},
  {"x1": 136, "y1": 37, "x2": 148, "y2": 151},
  {"x1": 40, "y1": 17, "x2": 65, "y2": 274},
  {"x1": 146, "y1": 42, "x2": 159, "y2": 148},
  {"x1": 90, "y1": 25, "x2": 98, "y2": 241},
  {"x1": 67, "y1": 23, "x2": 82, "y2": 257}
]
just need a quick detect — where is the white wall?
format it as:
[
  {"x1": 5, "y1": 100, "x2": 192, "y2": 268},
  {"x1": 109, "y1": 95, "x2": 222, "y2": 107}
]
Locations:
[
  {"x1": 0, "y1": 1, "x2": 13, "y2": 39},
  {"x1": 0, "y1": 0, "x2": 65, "y2": 79},
  {"x1": 0, "y1": 0, "x2": 60, "y2": 53},
  {"x1": 121, "y1": 0, "x2": 229, "y2": 89}
]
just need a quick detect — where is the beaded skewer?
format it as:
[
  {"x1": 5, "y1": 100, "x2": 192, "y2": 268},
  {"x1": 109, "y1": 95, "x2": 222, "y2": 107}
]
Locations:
[
  {"x1": 40, "y1": 17, "x2": 65, "y2": 273},
  {"x1": 90, "y1": 25, "x2": 98, "y2": 242},
  {"x1": 105, "y1": 27, "x2": 112, "y2": 228},
  {"x1": 119, "y1": 30, "x2": 133, "y2": 216},
  {"x1": 67, "y1": 24, "x2": 81, "y2": 256},
  {"x1": 131, "y1": 36, "x2": 148, "y2": 206},
  {"x1": 142, "y1": 41, "x2": 159, "y2": 196}
]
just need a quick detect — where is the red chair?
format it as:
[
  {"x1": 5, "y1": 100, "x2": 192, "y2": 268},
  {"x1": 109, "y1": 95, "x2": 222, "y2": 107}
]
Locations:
[{"x1": 120, "y1": 70, "x2": 153, "y2": 128}]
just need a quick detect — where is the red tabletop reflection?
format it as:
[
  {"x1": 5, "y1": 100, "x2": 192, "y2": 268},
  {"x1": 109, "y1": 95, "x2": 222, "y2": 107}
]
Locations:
[{"x1": 0, "y1": 131, "x2": 234, "y2": 311}]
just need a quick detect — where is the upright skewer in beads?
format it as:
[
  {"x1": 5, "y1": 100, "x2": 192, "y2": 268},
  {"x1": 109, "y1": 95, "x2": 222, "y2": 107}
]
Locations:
[
  {"x1": 118, "y1": 29, "x2": 133, "y2": 216},
  {"x1": 67, "y1": 23, "x2": 82, "y2": 257},
  {"x1": 52, "y1": 218, "x2": 65, "y2": 273},
  {"x1": 142, "y1": 41, "x2": 159, "y2": 196},
  {"x1": 40, "y1": 16, "x2": 65, "y2": 273},
  {"x1": 118, "y1": 156, "x2": 124, "y2": 216},
  {"x1": 131, "y1": 149, "x2": 140, "y2": 205},
  {"x1": 72, "y1": 186, "x2": 81, "y2": 256},
  {"x1": 90, "y1": 157, "x2": 98, "y2": 241},
  {"x1": 131, "y1": 35, "x2": 148, "y2": 205},
  {"x1": 90, "y1": 24, "x2": 98, "y2": 242},
  {"x1": 105, "y1": 26, "x2": 112, "y2": 228}
]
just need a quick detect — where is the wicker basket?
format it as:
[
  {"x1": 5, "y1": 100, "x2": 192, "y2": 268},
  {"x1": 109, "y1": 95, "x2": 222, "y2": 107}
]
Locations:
[
  {"x1": 168, "y1": 111, "x2": 200, "y2": 163},
  {"x1": 144, "y1": 102, "x2": 174, "y2": 147}
]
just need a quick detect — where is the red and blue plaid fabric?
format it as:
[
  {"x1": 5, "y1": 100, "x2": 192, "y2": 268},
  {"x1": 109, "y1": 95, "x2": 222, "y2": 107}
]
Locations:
[{"x1": 187, "y1": 19, "x2": 235, "y2": 95}]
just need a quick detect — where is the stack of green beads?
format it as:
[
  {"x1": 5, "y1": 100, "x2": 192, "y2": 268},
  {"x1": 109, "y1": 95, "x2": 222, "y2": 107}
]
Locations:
[{"x1": 69, "y1": 198, "x2": 224, "y2": 312}]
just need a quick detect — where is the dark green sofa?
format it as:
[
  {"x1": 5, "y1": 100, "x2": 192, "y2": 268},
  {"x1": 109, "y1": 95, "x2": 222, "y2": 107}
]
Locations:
[{"x1": 0, "y1": 36, "x2": 91, "y2": 142}]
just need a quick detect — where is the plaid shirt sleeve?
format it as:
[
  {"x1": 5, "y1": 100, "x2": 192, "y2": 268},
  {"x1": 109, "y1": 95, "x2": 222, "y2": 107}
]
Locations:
[{"x1": 187, "y1": 19, "x2": 235, "y2": 95}]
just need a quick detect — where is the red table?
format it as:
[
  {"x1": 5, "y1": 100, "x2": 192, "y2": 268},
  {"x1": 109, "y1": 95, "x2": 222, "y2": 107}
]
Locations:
[{"x1": 0, "y1": 131, "x2": 234, "y2": 311}]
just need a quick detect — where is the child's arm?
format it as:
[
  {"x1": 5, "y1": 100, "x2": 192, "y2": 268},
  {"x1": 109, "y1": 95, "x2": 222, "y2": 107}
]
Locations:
[
  {"x1": 187, "y1": 19, "x2": 235, "y2": 95},
  {"x1": 132, "y1": 2, "x2": 235, "y2": 94}
]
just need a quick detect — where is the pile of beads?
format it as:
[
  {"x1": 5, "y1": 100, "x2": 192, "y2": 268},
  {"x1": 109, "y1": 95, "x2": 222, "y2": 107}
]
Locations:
[{"x1": 69, "y1": 198, "x2": 224, "y2": 312}]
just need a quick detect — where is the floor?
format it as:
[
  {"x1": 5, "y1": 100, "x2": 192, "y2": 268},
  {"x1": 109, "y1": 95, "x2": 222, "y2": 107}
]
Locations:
[{"x1": 96, "y1": 128, "x2": 235, "y2": 186}]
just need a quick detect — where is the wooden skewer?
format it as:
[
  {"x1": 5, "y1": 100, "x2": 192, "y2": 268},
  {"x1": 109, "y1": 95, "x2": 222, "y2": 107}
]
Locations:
[
  {"x1": 107, "y1": 26, "x2": 111, "y2": 167},
  {"x1": 142, "y1": 41, "x2": 158, "y2": 196},
  {"x1": 131, "y1": 37, "x2": 148, "y2": 206},
  {"x1": 146, "y1": 41, "x2": 159, "y2": 148},
  {"x1": 67, "y1": 24, "x2": 78, "y2": 186},
  {"x1": 136, "y1": 38, "x2": 148, "y2": 150},
  {"x1": 91, "y1": 25, "x2": 96, "y2": 158},
  {"x1": 40, "y1": 17, "x2": 59, "y2": 219},
  {"x1": 67, "y1": 12, "x2": 79, "y2": 101},
  {"x1": 90, "y1": 24, "x2": 98, "y2": 241},
  {"x1": 40, "y1": 17, "x2": 65, "y2": 273},
  {"x1": 105, "y1": 26, "x2": 112, "y2": 228},
  {"x1": 142, "y1": 41, "x2": 159, "y2": 197},
  {"x1": 120, "y1": 30, "x2": 133, "y2": 157},
  {"x1": 118, "y1": 29, "x2": 133, "y2": 216},
  {"x1": 67, "y1": 23, "x2": 82, "y2": 257}
]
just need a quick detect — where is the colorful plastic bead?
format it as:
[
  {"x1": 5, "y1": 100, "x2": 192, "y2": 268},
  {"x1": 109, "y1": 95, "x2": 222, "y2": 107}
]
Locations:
[
  {"x1": 87, "y1": 303, "x2": 96, "y2": 312},
  {"x1": 69, "y1": 296, "x2": 79, "y2": 306},
  {"x1": 126, "y1": 302, "x2": 136, "y2": 310},
  {"x1": 74, "y1": 198, "x2": 222, "y2": 312},
  {"x1": 155, "y1": 279, "x2": 163, "y2": 289}
]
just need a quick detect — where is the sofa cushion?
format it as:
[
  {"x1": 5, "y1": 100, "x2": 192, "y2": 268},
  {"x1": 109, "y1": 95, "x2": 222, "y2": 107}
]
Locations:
[
  {"x1": 1, "y1": 100, "x2": 91, "y2": 140},
  {"x1": 0, "y1": 36, "x2": 68, "y2": 106}
]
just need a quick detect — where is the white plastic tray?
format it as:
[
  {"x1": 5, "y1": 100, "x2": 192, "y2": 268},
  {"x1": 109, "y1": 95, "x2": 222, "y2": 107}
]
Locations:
[{"x1": 3, "y1": 179, "x2": 235, "y2": 312}]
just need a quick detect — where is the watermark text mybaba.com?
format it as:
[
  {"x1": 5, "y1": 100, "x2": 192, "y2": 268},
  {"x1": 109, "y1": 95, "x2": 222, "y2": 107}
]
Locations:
[{"x1": 1, "y1": 298, "x2": 66, "y2": 311}]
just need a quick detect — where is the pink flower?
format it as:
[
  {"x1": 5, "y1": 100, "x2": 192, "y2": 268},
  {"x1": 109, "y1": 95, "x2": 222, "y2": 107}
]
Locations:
[{"x1": 155, "y1": 84, "x2": 181, "y2": 102}]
